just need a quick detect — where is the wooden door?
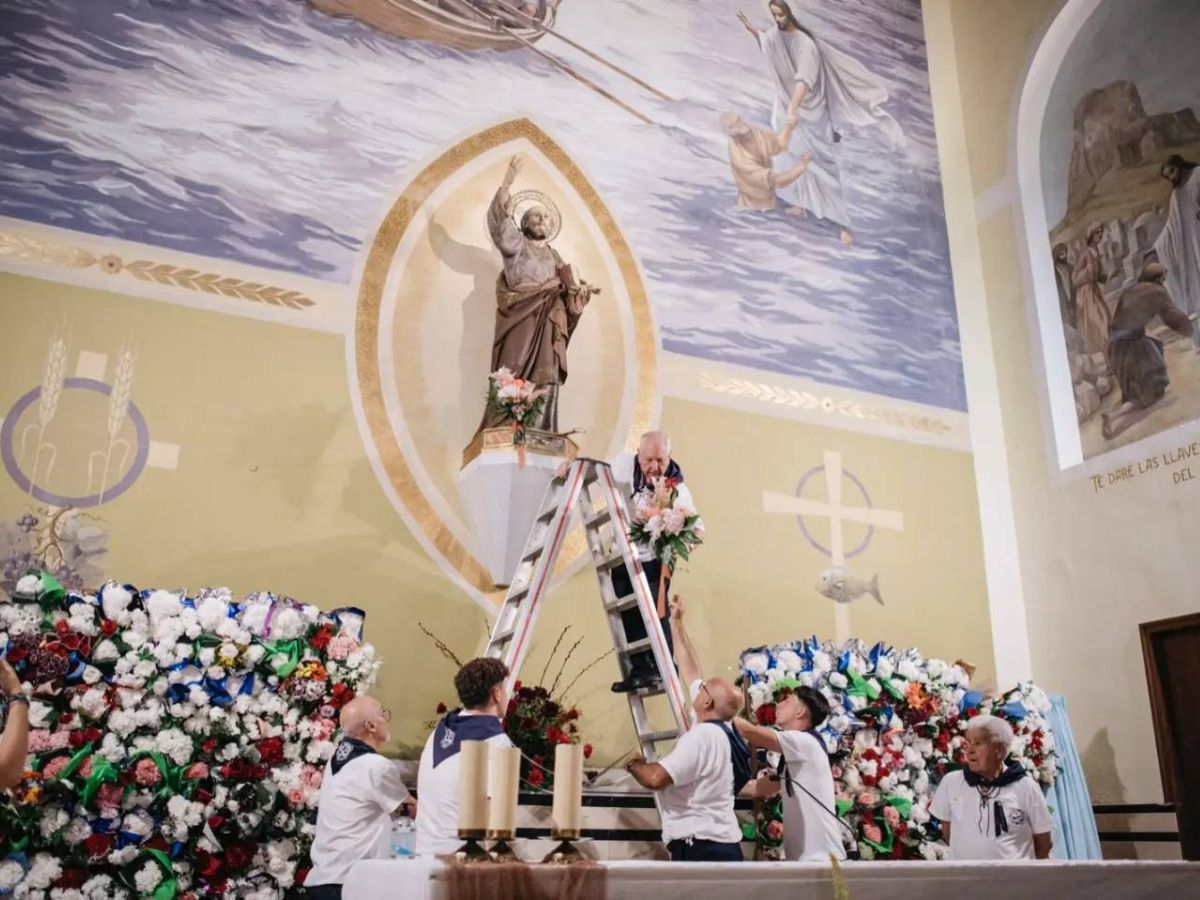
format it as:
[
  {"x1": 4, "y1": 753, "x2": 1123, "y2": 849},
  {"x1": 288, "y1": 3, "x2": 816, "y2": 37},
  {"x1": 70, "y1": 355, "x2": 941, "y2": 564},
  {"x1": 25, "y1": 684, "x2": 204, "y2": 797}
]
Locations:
[{"x1": 1141, "y1": 612, "x2": 1200, "y2": 860}]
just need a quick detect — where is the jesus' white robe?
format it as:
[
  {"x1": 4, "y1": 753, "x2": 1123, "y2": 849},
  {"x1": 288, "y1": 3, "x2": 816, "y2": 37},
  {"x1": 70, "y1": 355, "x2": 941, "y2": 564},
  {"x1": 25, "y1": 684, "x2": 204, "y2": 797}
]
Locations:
[
  {"x1": 1154, "y1": 171, "x2": 1200, "y2": 316},
  {"x1": 755, "y1": 26, "x2": 901, "y2": 227}
]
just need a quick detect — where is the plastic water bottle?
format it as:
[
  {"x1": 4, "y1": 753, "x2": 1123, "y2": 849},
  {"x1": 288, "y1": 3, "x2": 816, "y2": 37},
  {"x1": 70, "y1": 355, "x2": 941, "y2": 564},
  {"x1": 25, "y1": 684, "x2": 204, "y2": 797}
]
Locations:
[{"x1": 392, "y1": 816, "x2": 416, "y2": 859}]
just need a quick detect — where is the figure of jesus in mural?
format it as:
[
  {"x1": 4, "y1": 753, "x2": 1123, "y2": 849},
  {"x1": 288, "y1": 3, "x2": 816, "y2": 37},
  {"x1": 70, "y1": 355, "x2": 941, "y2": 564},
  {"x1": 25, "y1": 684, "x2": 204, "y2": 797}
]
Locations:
[
  {"x1": 478, "y1": 156, "x2": 599, "y2": 434},
  {"x1": 737, "y1": 1, "x2": 903, "y2": 245}
]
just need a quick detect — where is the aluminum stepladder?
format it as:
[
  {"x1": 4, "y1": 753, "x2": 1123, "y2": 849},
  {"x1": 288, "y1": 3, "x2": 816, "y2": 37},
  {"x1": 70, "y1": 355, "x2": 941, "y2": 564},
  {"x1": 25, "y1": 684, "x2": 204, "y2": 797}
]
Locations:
[{"x1": 482, "y1": 458, "x2": 691, "y2": 761}]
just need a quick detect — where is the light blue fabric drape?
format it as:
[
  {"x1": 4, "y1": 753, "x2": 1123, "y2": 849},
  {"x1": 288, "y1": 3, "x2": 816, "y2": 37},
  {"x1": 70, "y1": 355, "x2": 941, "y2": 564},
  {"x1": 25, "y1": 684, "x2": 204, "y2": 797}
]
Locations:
[{"x1": 1045, "y1": 694, "x2": 1103, "y2": 859}]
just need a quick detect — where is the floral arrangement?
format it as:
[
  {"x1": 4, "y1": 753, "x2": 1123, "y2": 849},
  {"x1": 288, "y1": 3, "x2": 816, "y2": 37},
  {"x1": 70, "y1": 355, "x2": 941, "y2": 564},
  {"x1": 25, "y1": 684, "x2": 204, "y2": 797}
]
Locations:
[
  {"x1": 424, "y1": 625, "x2": 602, "y2": 791},
  {"x1": 486, "y1": 368, "x2": 545, "y2": 448},
  {"x1": 627, "y1": 477, "x2": 703, "y2": 614},
  {"x1": 0, "y1": 570, "x2": 379, "y2": 899},
  {"x1": 740, "y1": 638, "x2": 1058, "y2": 861}
]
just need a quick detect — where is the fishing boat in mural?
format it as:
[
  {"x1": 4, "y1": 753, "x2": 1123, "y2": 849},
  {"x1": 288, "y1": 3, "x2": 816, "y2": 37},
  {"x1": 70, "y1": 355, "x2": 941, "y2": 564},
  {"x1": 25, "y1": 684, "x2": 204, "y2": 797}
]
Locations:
[{"x1": 308, "y1": 0, "x2": 555, "y2": 51}]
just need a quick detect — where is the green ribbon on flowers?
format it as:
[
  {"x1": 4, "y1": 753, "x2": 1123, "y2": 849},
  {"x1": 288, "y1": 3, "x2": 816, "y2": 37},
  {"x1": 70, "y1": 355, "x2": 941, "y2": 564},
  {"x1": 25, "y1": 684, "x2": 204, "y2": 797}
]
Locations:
[
  {"x1": 881, "y1": 678, "x2": 905, "y2": 701},
  {"x1": 835, "y1": 797, "x2": 853, "y2": 817},
  {"x1": 844, "y1": 669, "x2": 881, "y2": 701},
  {"x1": 80, "y1": 754, "x2": 120, "y2": 810},
  {"x1": 33, "y1": 569, "x2": 65, "y2": 604},
  {"x1": 860, "y1": 816, "x2": 894, "y2": 854},
  {"x1": 884, "y1": 795, "x2": 912, "y2": 819},
  {"x1": 770, "y1": 676, "x2": 804, "y2": 702},
  {"x1": 256, "y1": 637, "x2": 301, "y2": 677},
  {"x1": 145, "y1": 849, "x2": 177, "y2": 900},
  {"x1": 46, "y1": 742, "x2": 94, "y2": 783}
]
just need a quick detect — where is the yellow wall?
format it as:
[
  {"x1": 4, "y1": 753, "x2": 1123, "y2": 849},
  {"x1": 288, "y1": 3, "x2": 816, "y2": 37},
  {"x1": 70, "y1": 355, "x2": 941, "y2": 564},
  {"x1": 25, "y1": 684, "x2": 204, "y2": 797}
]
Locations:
[
  {"x1": 0, "y1": 270, "x2": 991, "y2": 760},
  {"x1": 927, "y1": 0, "x2": 1197, "y2": 810}
]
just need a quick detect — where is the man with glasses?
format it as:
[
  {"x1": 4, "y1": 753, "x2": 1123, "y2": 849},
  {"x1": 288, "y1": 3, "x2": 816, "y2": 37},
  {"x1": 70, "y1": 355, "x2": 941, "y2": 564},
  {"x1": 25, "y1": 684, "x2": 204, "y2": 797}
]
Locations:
[
  {"x1": 416, "y1": 657, "x2": 514, "y2": 855},
  {"x1": 306, "y1": 696, "x2": 414, "y2": 899},
  {"x1": 624, "y1": 596, "x2": 775, "y2": 861}
]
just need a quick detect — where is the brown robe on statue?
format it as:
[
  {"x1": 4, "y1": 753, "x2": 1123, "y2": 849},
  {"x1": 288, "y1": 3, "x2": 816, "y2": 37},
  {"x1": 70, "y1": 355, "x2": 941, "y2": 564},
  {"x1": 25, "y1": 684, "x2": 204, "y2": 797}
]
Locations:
[{"x1": 479, "y1": 186, "x2": 590, "y2": 433}]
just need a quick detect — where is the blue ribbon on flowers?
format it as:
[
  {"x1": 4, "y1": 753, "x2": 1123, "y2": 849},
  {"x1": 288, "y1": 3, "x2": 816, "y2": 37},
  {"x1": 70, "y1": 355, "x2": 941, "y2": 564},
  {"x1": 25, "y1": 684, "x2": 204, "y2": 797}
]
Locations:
[
  {"x1": 170, "y1": 840, "x2": 185, "y2": 859},
  {"x1": 838, "y1": 648, "x2": 852, "y2": 671},
  {"x1": 238, "y1": 673, "x2": 255, "y2": 696},
  {"x1": 202, "y1": 675, "x2": 233, "y2": 707},
  {"x1": 996, "y1": 701, "x2": 1028, "y2": 720},
  {"x1": 116, "y1": 830, "x2": 145, "y2": 849},
  {"x1": 959, "y1": 690, "x2": 984, "y2": 713}
]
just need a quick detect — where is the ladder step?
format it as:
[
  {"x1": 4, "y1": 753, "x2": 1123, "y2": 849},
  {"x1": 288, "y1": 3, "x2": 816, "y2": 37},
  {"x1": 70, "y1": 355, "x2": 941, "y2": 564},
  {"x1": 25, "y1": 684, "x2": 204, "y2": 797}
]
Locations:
[
  {"x1": 605, "y1": 592, "x2": 639, "y2": 613},
  {"x1": 584, "y1": 508, "x2": 612, "y2": 529},
  {"x1": 596, "y1": 552, "x2": 628, "y2": 572},
  {"x1": 491, "y1": 626, "x2": 515, "y2": 644},
  {"x1": 620, "y1": 637, "x2": 654, "y2": 656},
  {"x1": 639, "y1": 730, "x2": 680, "y2": 745}
]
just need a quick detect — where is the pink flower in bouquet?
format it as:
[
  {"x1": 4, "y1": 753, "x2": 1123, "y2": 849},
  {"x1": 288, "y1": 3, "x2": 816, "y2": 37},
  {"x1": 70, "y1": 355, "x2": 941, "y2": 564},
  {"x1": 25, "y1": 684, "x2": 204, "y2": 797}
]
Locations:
[
  {"x1": 135, "y1": 757, "x2": 162, "y2": 786},
  {"x1": 287, "y1": 788, "x2": 306, "y2": 807},
  {"x1": 765, "y1": 821, "x2": 784, "y2": 840},
  {"x1": 862, "y1": 822, "x2": 883, "y2": 844},
  {"x1": 660, "y1": 507, "x2": 686, "y2": 536},
  {"x1": 96, "y1": 783, "x2": 124, "y2": 813},
  {"x1": 185, "y1": 762, "x2": 209, "y2": 780},
  {"x1": 327, "y1": 633, "x2": 359, "y2": 661},
  {"x1": 313, "y1": 718, "x2": 336, "y2": 741},
  {"x1": 28, "y1": 730, "x2": 70, "y2": 752},
  {"x1": 79, "y1": 757, "x2": 94, "y2": 779},
  {"x1": 300, "y1": 764, "x2": 324, "y2": 790},
  {"x1": 857, "y1": 791, "x2": 878, "y2": 808},
  {"x1": 42, "y1": 756, "x2": 70, "y2": 780},
  {"x1": 883, "y1": 805, "x2": 901, "y2": 828}
]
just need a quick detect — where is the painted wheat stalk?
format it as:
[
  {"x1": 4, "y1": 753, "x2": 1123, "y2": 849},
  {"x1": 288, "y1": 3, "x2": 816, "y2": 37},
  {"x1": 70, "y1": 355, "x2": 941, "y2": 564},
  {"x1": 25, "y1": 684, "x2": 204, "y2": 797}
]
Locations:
[
  {"x1": 90, "y1": 336, "x2": 136, "y2": 503},
  {"x1": 20, "y1": 324, "x2": 69, "y2": 494}
]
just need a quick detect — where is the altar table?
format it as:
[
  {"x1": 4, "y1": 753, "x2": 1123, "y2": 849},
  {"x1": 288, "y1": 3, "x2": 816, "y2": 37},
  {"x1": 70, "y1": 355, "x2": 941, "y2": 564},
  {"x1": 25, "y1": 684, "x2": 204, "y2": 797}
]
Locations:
[{"x1": 343, "y1": 857, "x2": 1200, "y2": 900}]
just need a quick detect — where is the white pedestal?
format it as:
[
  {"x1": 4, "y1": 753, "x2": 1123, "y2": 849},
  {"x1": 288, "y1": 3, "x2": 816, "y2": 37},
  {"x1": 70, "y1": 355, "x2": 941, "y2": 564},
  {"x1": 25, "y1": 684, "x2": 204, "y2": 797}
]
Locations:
[{"x1": 458, "y1": 446, "x2": 568, "y2": 587}]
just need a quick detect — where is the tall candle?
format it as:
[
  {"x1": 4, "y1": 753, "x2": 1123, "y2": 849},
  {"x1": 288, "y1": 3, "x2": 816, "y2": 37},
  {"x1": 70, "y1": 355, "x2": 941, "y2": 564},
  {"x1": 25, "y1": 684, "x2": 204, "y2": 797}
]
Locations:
[
  {"x1": 487, "y1": 746, "x2": 521, "y2": 836},
  {"x1": 550, "y1": 743, "x2": 583, "y2": 837},
  {"x1": 458, "y1": 740, "x2": 489, "y2": 835}
]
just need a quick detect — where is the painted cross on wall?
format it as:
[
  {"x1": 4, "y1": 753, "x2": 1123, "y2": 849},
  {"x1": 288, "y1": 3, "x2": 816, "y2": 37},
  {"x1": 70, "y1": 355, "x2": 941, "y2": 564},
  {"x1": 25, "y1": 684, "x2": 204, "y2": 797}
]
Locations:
[{"x1": 763, "y1": 450, "x2": 904, "y2": 643}]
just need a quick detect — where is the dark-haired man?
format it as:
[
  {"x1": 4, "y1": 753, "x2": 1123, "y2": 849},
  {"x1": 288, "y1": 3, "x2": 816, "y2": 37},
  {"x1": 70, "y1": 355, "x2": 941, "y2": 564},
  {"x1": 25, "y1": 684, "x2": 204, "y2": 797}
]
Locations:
[
  {"x1": 1154, "y1": 154, "x2": 1200, "y2": 316},
  {"x1": 734, "y1": 680, "x2": 845, "y2": 861},
  {"x1": 415, "y1": 657, "x2": 513, "y2": 856}
]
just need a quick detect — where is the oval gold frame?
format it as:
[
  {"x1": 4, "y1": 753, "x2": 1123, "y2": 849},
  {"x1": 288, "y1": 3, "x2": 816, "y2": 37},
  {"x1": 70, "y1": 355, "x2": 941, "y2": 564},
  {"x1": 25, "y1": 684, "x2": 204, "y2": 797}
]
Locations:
[{"x1": 353, "y1": 118, "x2": 657, "y2": 606}]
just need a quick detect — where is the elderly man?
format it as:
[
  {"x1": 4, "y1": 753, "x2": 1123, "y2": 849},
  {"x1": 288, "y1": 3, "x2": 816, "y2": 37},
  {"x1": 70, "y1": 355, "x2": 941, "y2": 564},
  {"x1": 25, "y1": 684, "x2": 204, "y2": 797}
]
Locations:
[
  {"x1": 416, "y1": 658, "x2": 513, "y2": 855},
  {"x1": 609, "y1": 430, "x2": 699, "y2": 694},
  {"x1": 625, "y1": 596, "x2": 773, "y2": 861},
  {"x1": 306, "y1": 696, "x2": 414, "y2": 900},
  {"x1": 930, "y1": 715, "x2": 1053, "y2": 860},
  {"x1": 733, "y1": 679, "x2": 845, "y2": 861}
]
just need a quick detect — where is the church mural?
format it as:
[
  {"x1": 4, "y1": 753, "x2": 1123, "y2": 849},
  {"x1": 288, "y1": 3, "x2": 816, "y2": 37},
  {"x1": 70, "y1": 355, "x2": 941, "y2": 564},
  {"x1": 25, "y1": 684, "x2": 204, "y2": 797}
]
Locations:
[
  {"x1": 0, "y1": 0, "x2": 963, "y2": 411},
  {"x1": 1041, "y1": 0, "x2": 1200, "y2": 459}
]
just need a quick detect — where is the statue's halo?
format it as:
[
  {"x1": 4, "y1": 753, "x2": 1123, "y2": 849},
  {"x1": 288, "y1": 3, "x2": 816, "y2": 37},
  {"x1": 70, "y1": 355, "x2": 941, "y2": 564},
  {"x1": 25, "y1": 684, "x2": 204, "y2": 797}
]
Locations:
[{"x1": 511, "y1": 189, "x2": 562, "y2": 242}]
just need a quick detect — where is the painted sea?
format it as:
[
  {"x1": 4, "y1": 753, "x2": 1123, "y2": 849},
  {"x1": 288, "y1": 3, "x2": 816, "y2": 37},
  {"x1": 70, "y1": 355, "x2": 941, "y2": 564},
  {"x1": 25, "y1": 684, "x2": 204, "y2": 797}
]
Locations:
[{"x1": 0, "y1": 0, "x2": 965, "y2": 410}]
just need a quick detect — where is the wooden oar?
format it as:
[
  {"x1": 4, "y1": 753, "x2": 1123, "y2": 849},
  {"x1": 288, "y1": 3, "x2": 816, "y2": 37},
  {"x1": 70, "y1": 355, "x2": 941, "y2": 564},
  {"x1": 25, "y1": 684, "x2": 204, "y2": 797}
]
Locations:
[
  {"x1": 457, "y1": 3, "x2": 655, "y2": 126},
  {"x1": 488, "y1": 0, "x2": 676, "y2": 102}
]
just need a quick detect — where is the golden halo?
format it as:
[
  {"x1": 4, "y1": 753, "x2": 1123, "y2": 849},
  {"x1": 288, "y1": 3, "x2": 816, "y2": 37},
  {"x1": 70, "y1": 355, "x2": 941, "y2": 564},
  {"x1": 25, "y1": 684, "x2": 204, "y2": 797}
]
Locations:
[{"x1": 510, "y1": 189, "x2": 562, "y2": 242}]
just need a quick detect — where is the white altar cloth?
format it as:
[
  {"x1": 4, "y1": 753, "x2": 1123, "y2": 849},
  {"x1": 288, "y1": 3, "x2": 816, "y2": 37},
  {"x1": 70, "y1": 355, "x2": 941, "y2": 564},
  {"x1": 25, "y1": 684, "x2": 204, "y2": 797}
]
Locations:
[{"x1": 343, "y1": 858, "x2": 1200, "y2": 900}]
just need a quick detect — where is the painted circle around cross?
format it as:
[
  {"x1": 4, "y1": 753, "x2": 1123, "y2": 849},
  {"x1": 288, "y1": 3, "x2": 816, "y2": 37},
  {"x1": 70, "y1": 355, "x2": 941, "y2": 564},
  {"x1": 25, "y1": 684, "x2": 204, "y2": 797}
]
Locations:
[{"x1": 794, "y1": 464, "x2": 875, "y2": 559}]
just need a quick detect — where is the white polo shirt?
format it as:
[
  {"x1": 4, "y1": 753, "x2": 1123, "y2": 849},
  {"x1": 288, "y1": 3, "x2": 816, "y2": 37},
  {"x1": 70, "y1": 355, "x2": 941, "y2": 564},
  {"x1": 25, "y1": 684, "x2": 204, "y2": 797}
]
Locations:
[
  {"x1": 655, "y1": 683, "x2": 742, "y2": 845},
  {"x1": 777, "y1": 730, "x2": 846, "y2": 861},
  {"x1": 415, "y1": 718, "x2": 513, "y2": 856},
  {"x1": 930, "y1": 769, "x2": 1053, "y2": 860},
  {"x1": 307, "y1": 750, "x2": 411, "y2": 886}
]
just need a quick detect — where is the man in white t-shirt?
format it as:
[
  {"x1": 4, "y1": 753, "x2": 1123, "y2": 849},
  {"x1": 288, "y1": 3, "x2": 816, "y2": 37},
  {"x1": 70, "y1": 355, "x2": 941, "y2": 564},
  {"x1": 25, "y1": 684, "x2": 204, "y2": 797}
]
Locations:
[
  {"x1": 306, "y1": 696, "x2": 414, "y2": 900},
  {"x1": 734, "y1": 678, "x2": 846, "y2": 862},
  {"x1": 624, "y1": 596, "x2": 776, "y2": 861},
  {"x1": 930, "y1": 715, "x2": 1053, "y2": 860},
  {"x1": 415, "y1": 657, "x2": 514, "y2": 856}
]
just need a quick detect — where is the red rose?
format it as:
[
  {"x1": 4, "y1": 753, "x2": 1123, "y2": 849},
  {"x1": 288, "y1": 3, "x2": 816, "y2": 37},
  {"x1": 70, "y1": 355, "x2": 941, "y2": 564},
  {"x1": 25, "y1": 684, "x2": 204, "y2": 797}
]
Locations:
[
  {"x1": 582, "y1": 744, "x2": 593, "y2": 759},
  {"x1": 100, "y1": 620, "x2": 118, "y2": 636},
  {"x1": 202, "y1": 738, "x2": 216, "y2": 754},
  {"x1": 144, "y1": 835, "x2": 169, "y2": 853},
  {"x1": 755, "y1": 704, "x2": 777, "y2": 726},
  {"x1": 83, "y1": 833, "x2": 113, "y2": 858},
  {"x1": 82, "y1": 727, "x2": 102, "y2": 744},
  {"x1": 58, "y1": 712, "x2": 74, "y2": 727},
  {"x1": 225, "y1": 841, "x2": 257, "y2": 872},
  {"x1": 53, "y1": 867, "x2": 87, "y2": 889},
  {"x1": 194, "y1": 788, "x2": 213, "y2": 805},
  {"x1": 966, "y1": 708, "x2": 980, "y2": 719},
  {"x1": 513, "y1": 681, "x2": 523, "y2": 692},
  {"x1": 330, "y1": 683, "x2": 354, "y2": 709},
  {"x1": 54, "y1": 620, "x2": 70, "y2": 636},
  {"x1": 310, "y1": 625, "x2": 333, "y2": 652},
  {"x1": 295, "y1": 867, "x2": 310, "y2": 886},
  {"x1": 257, "y1": 737, "x2": 285, "y2": 766},
  {"x1": 207, "y1": 815, "x2": 225, "y2": 831},
  {"x1": 69, "y1": 731, "x2": 86, "y2": 749},
  {"x1": 196, "y1": 849, "x2": 223, "y2": 879},
  {"x1": 527, "y1": 768, "x2": 545, "y2": 787},
  {"x1": 436, "y1": 702, "x2": 447, "y2": 715}
]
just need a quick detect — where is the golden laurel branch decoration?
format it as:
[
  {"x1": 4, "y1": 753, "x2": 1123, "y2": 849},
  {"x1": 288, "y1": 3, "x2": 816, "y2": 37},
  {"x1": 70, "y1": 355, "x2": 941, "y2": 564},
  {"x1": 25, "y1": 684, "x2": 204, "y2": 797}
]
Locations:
[
  {"x1": 0, "y1": 231, "x2": 315, "y2": 310},
  {"x1": 697, "y1": 372, "x2": 952, "y2": 435}
]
